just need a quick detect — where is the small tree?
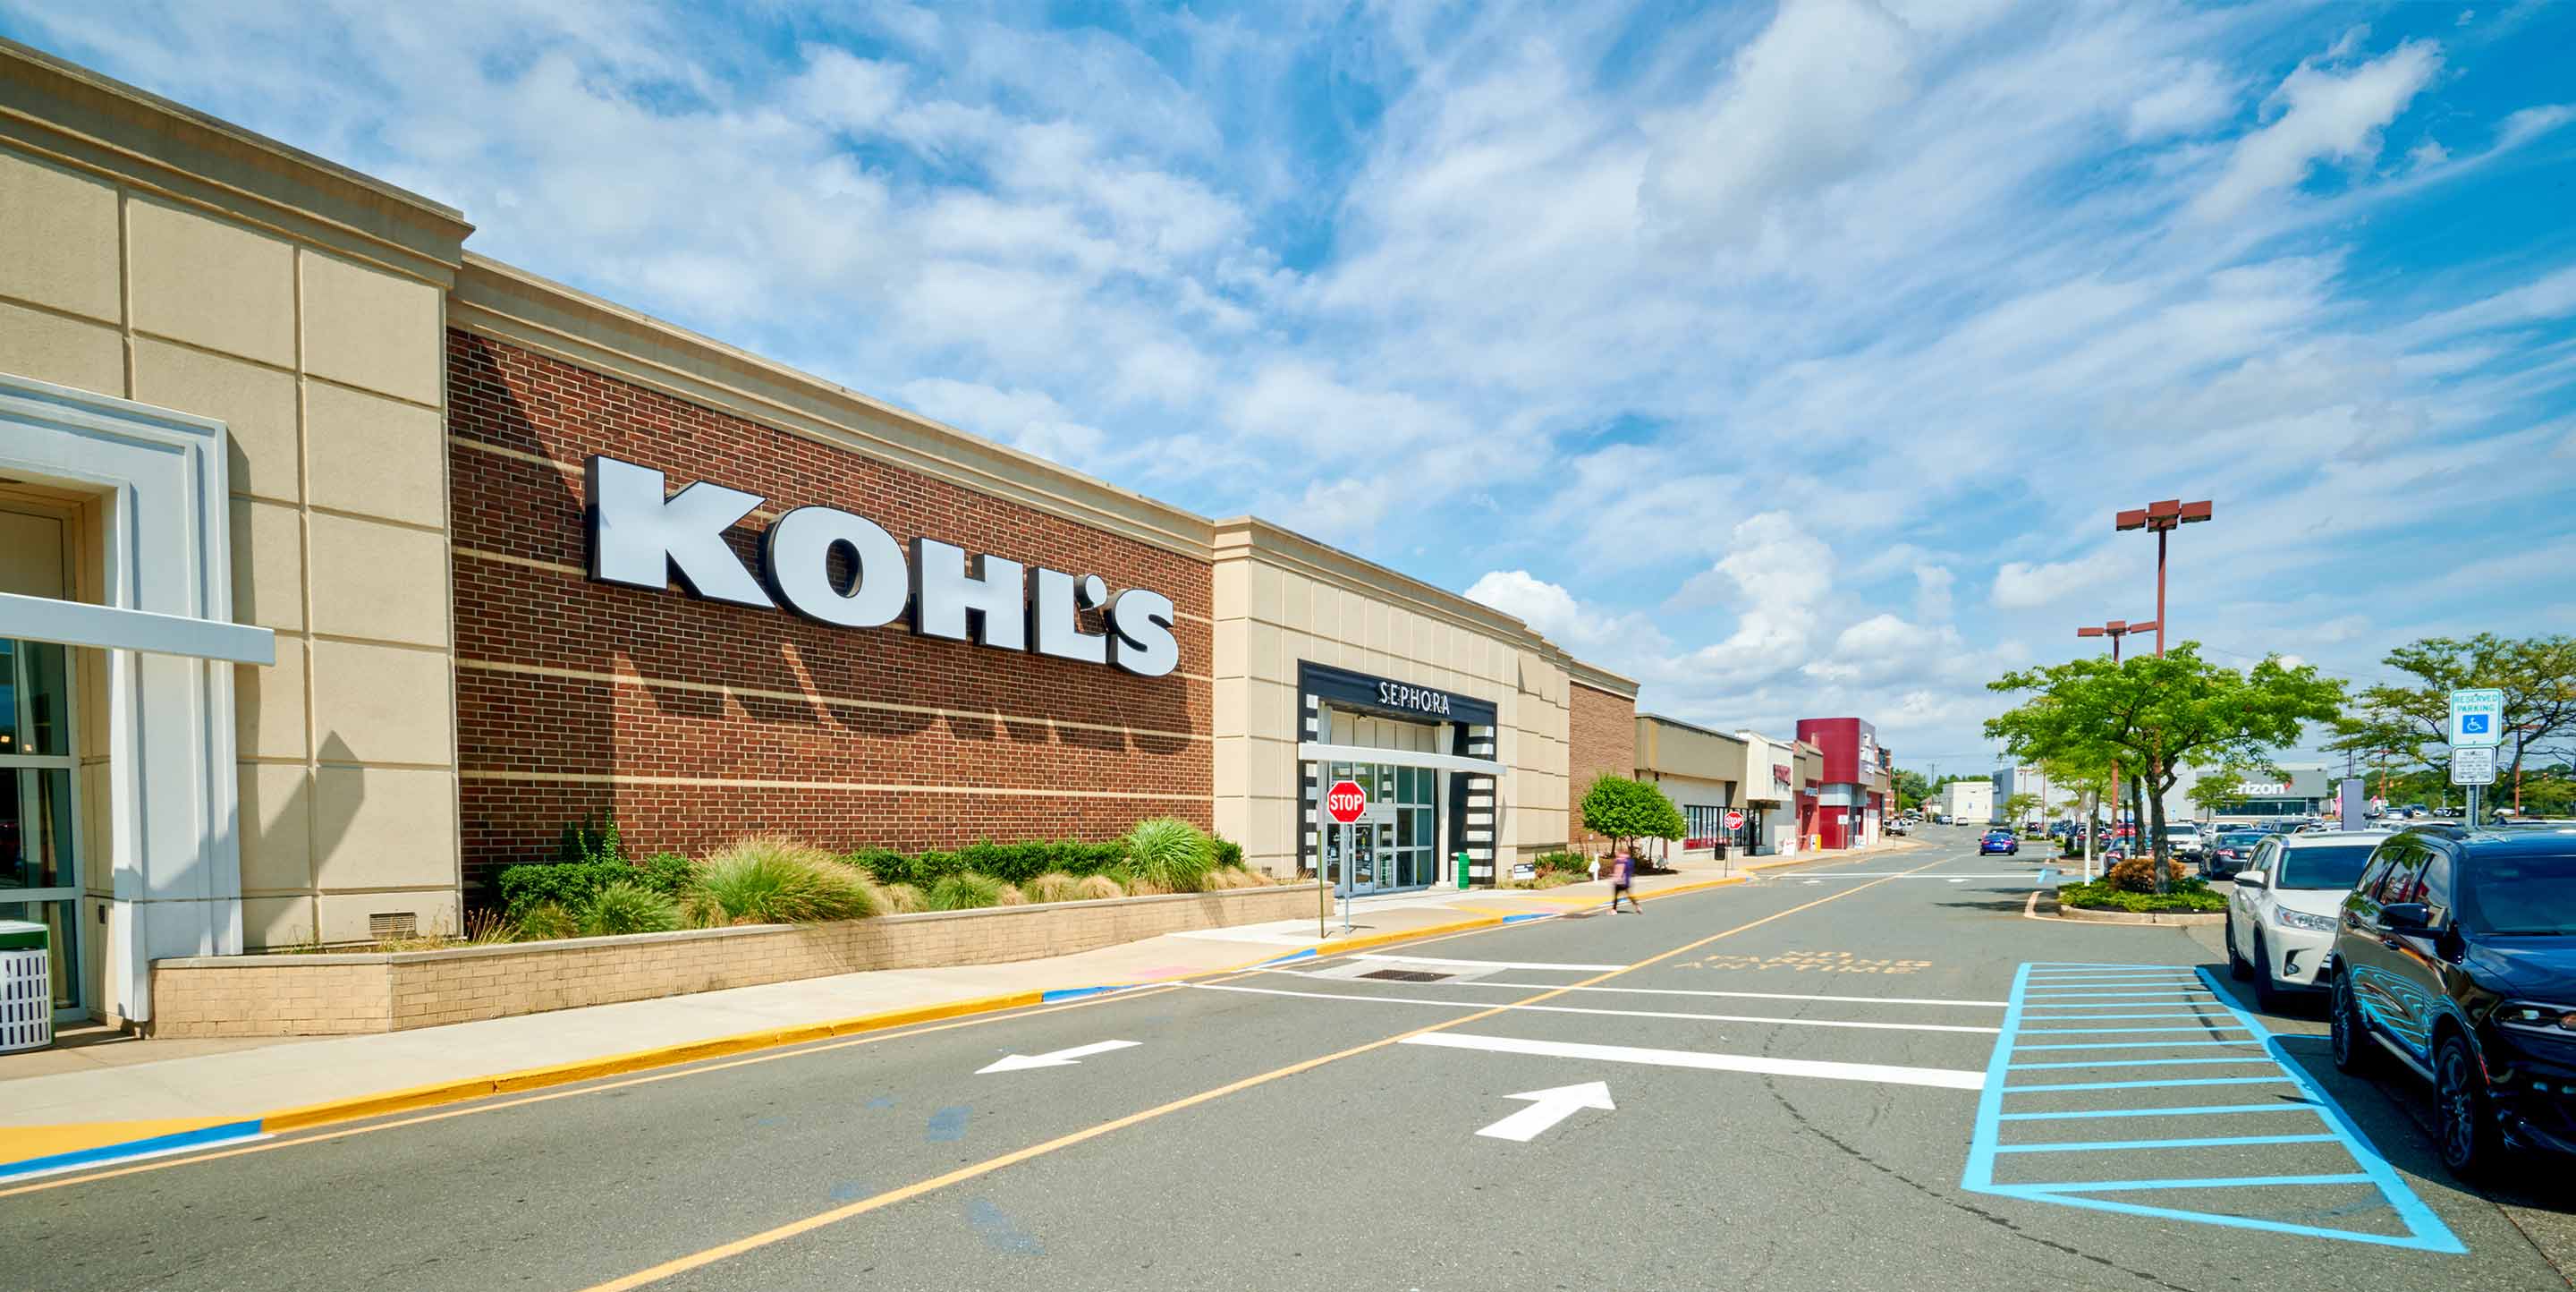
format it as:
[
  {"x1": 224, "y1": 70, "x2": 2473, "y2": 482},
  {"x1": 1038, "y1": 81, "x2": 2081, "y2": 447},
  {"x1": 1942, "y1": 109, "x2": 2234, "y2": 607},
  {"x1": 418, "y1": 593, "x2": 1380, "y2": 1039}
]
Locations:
[
  {"x1": 2001, "y1": 793, "x2": 2040, "y2": 833},
  {"x1": 1987, "y1": 644, "x2": 2343, "y2": 894},
  {"x1": 1578, "y1": 774, "x2": 1686, "y2": 863}
]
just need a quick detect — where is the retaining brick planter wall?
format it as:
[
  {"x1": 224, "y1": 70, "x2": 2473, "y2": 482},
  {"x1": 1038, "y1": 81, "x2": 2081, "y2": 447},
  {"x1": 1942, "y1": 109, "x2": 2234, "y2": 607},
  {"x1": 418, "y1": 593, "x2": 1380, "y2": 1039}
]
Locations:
[{"x1": 149, "y1": 883, "x2": 1318, "y2": 1037}]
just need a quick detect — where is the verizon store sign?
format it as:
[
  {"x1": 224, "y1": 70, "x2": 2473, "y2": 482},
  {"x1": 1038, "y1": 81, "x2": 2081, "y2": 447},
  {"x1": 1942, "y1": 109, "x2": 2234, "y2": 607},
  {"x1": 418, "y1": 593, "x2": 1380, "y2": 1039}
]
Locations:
[{"x1": 584, "y1": 455, "x2": 1179, "y2": 677}]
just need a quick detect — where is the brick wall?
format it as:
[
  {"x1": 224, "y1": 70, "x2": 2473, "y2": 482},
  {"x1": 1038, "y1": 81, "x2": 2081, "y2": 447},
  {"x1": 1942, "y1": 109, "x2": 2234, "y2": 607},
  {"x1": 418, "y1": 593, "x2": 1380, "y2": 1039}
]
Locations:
[
  {"x1": 148, "y1": 883, "x2": 1318, "y2": 1036},
  {"x1": 1567, "y1": 681, "x2": 1638, "y2": 854},
  {"x1": 445, "y1": 331, "x2": 1214, "y2": 886}
]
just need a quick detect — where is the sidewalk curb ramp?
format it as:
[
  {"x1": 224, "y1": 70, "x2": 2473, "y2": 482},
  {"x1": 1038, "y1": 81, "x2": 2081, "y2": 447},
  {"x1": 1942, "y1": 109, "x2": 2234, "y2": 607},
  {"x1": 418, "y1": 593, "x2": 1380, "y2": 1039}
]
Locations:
[{"x1": 4, "y1": 879, "x2": 1743, "y2": 1182}]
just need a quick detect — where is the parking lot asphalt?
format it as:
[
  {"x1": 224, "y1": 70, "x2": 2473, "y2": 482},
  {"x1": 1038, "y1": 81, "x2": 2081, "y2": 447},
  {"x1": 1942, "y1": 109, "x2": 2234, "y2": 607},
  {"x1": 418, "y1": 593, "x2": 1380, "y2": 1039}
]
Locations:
[{"x1": 6, "y1": 827, "x2": 2570, "y2": 1291}]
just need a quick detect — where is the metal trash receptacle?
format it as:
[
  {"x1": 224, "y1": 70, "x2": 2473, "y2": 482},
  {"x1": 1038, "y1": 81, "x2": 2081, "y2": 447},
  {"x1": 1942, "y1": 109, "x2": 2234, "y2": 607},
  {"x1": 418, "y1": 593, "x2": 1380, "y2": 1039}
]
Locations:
[{"x1": 0, "y1": 919, "x2": 51, "y2": 1053}]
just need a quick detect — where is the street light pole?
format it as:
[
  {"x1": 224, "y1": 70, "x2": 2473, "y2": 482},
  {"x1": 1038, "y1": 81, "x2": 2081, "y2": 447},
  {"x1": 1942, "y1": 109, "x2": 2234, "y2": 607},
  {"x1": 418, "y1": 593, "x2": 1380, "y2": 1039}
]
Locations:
[
  {"x1": 2114, "y1": 499, "x2": 2212, "y2": 658},
  {"x1": 2075, "y1": 617, "x2": 2157, "y2": 880}
]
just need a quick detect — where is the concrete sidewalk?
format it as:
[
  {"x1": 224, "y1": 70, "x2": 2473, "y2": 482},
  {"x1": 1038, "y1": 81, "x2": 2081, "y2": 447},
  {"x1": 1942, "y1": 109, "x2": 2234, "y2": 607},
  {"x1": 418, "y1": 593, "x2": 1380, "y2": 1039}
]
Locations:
[{"x1": 0, "y1": 841, "x2": 1919, "y2": 1181}]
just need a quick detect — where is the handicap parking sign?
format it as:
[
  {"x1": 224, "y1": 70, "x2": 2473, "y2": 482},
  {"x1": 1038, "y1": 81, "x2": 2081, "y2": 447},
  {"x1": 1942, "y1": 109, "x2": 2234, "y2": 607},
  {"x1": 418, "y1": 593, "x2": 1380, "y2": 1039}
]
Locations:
[{"x1": 2448, "y1": 688, "x2": 2504, "y2": 748}]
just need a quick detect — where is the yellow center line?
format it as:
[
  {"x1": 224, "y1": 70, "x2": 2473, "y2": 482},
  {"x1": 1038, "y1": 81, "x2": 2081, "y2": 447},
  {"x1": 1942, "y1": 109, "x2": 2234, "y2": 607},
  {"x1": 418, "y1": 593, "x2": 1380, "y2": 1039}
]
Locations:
[{"x1": 581, "y1": 848, "x2": 1964, "y2": 1290}]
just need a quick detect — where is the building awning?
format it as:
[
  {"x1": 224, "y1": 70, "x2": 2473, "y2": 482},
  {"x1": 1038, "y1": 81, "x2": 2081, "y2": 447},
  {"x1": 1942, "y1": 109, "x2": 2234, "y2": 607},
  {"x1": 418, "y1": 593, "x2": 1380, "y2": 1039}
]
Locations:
[{"x1": 1298, "y1": 741, "x2": 1502, "y2": 776}]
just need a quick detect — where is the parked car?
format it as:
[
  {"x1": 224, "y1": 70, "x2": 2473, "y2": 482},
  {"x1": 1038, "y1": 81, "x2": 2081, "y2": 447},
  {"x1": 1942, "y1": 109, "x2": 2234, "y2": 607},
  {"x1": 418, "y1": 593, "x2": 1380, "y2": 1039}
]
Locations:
[
  {"x1": 1935, "y1": 812, "x2": 1952, "y2": 825},
  {"x1": 2160, "y1": 821, "x2": 2207, "y2": 860},
  {"x1": 2227, "y1": 829, "x2": 2392, "y2": 1008},
  {"x1": 2326, "y1": 829, "x2": 2576, "y2": 1179},
  {"x1": 2205, "y1": 829, "x2": 2275, "y2": 879},
  {"x1": 1979, "y1": 829, "x2": 2020, "y2": 856},
  {"x1": 1885, "y1": 818, "x2": 1911, "y2": 836}
]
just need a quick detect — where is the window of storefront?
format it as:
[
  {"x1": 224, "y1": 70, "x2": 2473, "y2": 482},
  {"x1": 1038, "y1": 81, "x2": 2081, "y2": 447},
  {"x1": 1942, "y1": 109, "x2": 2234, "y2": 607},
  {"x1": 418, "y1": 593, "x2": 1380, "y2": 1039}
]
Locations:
[
  {"x1": 1683, "y1": 804, "x2": 1726, "y2": 842},
  {"x1": 0, "y1": 637, "x2": 82, "y2": 1017}
]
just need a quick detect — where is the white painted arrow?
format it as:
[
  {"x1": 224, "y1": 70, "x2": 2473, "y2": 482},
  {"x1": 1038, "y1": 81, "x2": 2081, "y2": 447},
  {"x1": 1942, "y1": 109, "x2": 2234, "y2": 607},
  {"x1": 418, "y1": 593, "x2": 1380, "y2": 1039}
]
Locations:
[
  {"x1": 975, "y1": 1039, "x2": 1140, "y2": 1075},
  {"x1": 1476, "y1": 1081, "x2": 1614, "y2": 1143}
]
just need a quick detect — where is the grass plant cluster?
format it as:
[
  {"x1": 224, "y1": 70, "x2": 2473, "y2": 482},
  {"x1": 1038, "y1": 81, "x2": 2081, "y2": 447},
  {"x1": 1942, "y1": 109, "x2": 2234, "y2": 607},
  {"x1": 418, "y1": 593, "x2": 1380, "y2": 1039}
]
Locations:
[
  {"x1": 2056, "y1": 878, "x2": 2228, "y2": 913},
  {"x1": 476, "y1": 815, "x2": 1275, "y2": 942}
]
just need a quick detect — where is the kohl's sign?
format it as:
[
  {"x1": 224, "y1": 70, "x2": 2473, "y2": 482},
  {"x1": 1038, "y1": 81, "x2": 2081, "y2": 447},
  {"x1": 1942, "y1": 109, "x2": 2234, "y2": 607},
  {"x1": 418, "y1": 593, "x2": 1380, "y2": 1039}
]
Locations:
[{"x1": 584, "y1": 455, "x2": 1178, "y2": 677}]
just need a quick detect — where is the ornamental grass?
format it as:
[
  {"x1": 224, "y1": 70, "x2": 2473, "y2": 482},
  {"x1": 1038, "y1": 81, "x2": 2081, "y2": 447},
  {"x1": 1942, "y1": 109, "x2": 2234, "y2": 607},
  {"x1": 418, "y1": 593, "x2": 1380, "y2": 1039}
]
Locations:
[
  {"x1": 927, "y1": 872, "x2": 1008, "y2": 911},
  {"x1": 682, "y1": 836, "x2": 877, "y2": 926},
  {"x1": 1026, "y1": 872, "x2": 1088, "y2": 905},
  {"x1": 1122, "y1": 817, "x2": 1215, "y2": 893}
]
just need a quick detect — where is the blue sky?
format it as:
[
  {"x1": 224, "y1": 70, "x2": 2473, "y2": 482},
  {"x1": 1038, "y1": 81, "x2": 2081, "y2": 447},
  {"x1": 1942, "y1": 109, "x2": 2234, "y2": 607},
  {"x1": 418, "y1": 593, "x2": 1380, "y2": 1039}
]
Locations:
[{"x1": 9, "y1": 0, "x2": 2572, "y2": 771}]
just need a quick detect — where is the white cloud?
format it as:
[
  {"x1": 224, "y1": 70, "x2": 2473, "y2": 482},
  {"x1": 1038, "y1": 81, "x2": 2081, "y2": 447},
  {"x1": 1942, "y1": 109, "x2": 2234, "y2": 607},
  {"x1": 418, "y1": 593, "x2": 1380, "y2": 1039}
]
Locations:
[
  {"x1": 2125, "y1": 61, "x2": 2238, "y2": 140},
  {"x1": 1463, "y1": 570, "x2": 1670, "y2": 657},
  {"x1": 2190, "y1": 39, "x2": 2442, "y2": 222},
  {"x1": 1638, "y1": 0, "x2": 1919, "y2": 247},
  {"x1": 1671, "y1": 513, "x2": 1835, "y2": 684},
  {"x1": 1991, "y1": 550, "x2": 2123, "y2": 609},
  {"x1": 1913, "y1": 564, "x2": 1956, "y2": 622}
]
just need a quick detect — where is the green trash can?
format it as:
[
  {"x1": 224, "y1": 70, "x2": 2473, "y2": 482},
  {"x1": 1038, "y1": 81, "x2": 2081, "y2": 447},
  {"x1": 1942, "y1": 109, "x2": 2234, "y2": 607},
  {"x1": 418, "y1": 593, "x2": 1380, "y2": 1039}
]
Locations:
[
  {"x1": 1456, "y1": 851, "x2": 1472, "y2": 889},
  {"x1": 0, "y1": 919, "x2": 50, "y2": 1053}
]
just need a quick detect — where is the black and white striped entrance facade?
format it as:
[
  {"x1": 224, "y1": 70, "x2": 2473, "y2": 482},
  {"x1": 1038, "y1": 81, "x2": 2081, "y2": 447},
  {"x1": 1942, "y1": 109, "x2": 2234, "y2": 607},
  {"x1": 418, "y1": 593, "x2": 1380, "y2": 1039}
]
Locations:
[{"x1": 1293, "y1": 661, "x2": 1503, "y2": 889}]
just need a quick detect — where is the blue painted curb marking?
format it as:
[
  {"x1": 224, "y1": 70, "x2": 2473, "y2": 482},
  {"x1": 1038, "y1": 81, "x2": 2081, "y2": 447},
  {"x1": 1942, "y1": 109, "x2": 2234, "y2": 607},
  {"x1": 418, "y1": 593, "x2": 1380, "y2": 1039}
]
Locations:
[
  {"x1": 0, "y1": 1118, "x2": 265, "y2": 1182},
  {"x1": 1038, "y1": 985, "x2": 1132, "y2": 1003},
  {"x1": 1961, "y1": 961, "x2": 2466, "y2": 1254},
  {"x1": 1255, "y1": 948, "x2": 1319, "y2": 967}
]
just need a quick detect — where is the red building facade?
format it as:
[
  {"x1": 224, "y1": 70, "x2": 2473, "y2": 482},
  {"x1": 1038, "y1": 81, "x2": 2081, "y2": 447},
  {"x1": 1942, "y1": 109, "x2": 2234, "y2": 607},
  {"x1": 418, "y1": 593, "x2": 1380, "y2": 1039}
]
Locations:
[{"x1": 1793, "y1": 717, "x2": 1885, "y2": 850}]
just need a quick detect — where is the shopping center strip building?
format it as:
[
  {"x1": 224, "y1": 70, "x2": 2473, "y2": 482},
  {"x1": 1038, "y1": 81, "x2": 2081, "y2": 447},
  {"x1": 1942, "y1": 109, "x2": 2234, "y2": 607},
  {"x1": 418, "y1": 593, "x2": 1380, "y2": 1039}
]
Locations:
[{"x1": 0, "y1": 45, "x2": 1889, "y2": 1027}]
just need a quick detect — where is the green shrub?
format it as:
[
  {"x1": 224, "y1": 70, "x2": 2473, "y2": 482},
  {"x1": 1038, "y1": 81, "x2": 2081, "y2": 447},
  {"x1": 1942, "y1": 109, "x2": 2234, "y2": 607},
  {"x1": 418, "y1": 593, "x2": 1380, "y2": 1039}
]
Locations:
[
  {"x1": 928, "y1": 872, "x2": 1007, "y2": 911},
  {"x1": 580, "y1": 880, "x2": 682, "y2": 936},
  {"x1": 514, "y1": 902, "x2": 580, "y2": 942},
  {"x1": 682, "y1": 837, "x2": 877, "y2": 926},
  {"x1": 634, "y1": 853, "x2": 698, "y2": 897},
  {"x1": 2057, "y1": 879, "x2": 2226, "y2": 913},
  {"x1": 1212, "y1": 837, "x2": 1245, "y2": 871},
  {"x1": 843, "y1": 839, "x2": 1131, "y2": 888},
  {"x1": 1532, "y1": 851, "x2": 1589, "y2": 876},
  {"x1": 557, "y1": 809, "x2": 624, "y2": 867},
  {"x1": 1123, "y1": 817, "x2": 1215, "y2": 893}
]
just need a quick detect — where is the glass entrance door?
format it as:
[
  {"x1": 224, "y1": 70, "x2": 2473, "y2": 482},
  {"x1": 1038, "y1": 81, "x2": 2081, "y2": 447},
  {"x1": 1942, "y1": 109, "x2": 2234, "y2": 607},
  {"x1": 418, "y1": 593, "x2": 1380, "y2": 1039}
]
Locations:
[
  {"x1": 0, "y1": 638, "x2": 83, "y2": 1020},
  {"x1": 1327, "y1": 760, "x2": 1440, "y2": 897}
]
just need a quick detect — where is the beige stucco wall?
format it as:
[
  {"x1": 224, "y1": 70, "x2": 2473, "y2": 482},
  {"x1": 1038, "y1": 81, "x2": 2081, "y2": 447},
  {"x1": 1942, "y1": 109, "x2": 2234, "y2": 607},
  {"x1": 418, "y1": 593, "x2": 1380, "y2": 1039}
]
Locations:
[
  {"x1": 1209, "y1": 519, "x2": 1581, "y2": 875},
  {"x1": 0, "y1": 48, "x2": 471, "y2": 954}
]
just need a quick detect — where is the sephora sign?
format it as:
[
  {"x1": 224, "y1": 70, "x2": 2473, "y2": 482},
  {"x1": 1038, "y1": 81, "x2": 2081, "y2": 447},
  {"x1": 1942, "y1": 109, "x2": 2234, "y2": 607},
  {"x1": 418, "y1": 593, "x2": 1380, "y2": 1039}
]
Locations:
[{"x1": 584, "y1": 455, "x2": 1179, "y2": 677}]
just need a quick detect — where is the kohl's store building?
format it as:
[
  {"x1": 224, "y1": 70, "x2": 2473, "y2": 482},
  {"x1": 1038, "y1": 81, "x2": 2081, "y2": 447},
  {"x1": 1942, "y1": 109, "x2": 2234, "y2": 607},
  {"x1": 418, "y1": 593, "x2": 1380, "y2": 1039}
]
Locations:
[{"x1": 0, "y1": 44, "x2": 1638, "y2": 1028}]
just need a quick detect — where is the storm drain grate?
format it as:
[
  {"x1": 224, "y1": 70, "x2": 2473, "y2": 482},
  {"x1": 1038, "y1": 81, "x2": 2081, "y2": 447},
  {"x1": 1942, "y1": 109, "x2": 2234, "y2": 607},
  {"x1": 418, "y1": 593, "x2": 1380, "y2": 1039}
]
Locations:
[{"x1": 1360, "y1": 969, "x2": 1452, "y2": 982}]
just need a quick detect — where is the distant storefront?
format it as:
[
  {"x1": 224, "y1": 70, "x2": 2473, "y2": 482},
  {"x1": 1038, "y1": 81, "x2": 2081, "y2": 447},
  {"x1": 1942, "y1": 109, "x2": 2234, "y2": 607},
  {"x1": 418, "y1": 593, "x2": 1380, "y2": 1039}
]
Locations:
[
  {"x1": 1633, "y1": 715, "x2": 1741, "y2": 861},
  {"x1": 1796, "y1": 718, "x2": 1884, "y2": 849}
]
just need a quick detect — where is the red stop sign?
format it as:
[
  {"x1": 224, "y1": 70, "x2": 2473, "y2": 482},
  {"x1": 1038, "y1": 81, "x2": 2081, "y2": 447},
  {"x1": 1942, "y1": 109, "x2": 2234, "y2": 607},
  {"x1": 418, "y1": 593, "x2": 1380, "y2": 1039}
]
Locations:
[
  {"x1": 1325, "y1": 779, "x2": 1369, "y2": 825},
  {"x1": 1724, "y1": 810, "x2": 1745, "y2": 832}
]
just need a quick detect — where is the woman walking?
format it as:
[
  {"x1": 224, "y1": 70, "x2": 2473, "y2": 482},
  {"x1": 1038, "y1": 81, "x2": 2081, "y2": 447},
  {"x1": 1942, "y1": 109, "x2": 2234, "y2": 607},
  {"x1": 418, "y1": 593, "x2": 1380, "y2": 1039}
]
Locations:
[{"x1": 1609, "y1": 846, "x2": 1640, "y2": 914}]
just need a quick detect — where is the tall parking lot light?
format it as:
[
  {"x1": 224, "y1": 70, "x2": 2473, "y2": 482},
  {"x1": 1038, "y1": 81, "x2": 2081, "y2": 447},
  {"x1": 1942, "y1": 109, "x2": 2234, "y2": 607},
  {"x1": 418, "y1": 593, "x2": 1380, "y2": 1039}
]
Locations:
[
  {"x1": 2114, "y1": 499, "x2": 2213, "y2": 657},
  {"x1": 2075, "y1": 618, "x2": 2156, "y2": 880}
]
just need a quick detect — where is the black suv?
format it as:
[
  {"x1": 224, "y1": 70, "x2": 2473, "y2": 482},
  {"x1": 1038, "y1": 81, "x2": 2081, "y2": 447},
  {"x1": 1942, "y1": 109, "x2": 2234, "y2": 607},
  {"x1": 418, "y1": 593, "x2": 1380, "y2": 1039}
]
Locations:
[{"x1": 2325, "y1": 828, "x2": 2576, "y2": 1178}]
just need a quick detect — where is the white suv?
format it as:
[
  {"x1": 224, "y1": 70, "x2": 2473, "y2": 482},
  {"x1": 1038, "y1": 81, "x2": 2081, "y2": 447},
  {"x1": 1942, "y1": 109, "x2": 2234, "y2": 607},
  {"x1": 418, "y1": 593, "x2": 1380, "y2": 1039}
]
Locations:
[
  {"x1": 2160, "y1": 821, "x2": 2207, "y2": 861},
  {"x1": 2225, "y1": 829, "x2": 2392, "y2": 1007}
]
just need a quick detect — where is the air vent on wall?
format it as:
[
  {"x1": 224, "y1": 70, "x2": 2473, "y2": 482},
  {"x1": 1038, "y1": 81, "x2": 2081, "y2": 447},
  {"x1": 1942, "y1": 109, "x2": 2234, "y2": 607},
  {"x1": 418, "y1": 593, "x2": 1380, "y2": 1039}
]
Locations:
[{"x1": 369, "y1": 912, "x2": 419, "y2": 939}]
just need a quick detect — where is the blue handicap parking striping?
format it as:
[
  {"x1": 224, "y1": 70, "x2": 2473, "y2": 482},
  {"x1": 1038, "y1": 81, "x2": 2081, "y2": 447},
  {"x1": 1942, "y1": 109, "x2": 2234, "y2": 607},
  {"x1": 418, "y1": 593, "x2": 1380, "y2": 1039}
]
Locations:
[{"x1": 1960, "y1": 961, "x2": 2466, "y2": 1254}]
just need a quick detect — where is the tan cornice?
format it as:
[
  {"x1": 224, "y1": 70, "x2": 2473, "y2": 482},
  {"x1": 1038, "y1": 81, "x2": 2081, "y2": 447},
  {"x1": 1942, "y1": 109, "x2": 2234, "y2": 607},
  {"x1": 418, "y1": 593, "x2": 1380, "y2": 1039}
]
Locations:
[
  {"x1": 451, "y1": 254, "x2": 1217, "y2": 562},
  {"x1": 1210, "y1": 515, "x2": 1541, "y2": 643},
  {"x1": 0, "y1": 38, "x2": 469, "y2": 284}
]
